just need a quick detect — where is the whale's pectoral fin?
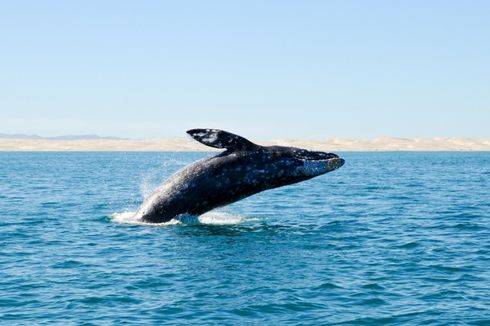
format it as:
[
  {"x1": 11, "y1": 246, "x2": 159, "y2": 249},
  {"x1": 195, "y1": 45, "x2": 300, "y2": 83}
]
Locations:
[{"x1": 187, "y1": 129, "x2": 259, "y2": 151}]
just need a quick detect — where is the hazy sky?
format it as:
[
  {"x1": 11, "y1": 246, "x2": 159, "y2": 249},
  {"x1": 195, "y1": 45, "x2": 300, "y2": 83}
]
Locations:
[{"x1": 1, "y1": 1, "x2": 489, "y2": 139}]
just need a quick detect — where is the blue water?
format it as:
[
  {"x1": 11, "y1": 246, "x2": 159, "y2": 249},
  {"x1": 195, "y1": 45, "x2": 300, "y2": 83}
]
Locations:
[{"x1": 1, "y1": 152, "x2": 489, "y2": 325}]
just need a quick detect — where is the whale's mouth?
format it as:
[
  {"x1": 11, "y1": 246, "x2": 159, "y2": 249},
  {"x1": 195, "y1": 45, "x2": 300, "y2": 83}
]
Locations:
[{"x1": 298, "y1": 152, "x2": 344, "y2": 176}]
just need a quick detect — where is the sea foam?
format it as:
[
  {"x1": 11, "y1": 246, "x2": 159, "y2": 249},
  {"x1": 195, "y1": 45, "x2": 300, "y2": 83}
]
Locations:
[{"x1": 111, "y1": 210, "x2": 245, "y2": 226}]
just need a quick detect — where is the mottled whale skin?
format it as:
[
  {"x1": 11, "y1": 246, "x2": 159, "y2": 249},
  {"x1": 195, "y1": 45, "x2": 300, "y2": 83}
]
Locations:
[{"x1": 135, "y1": 129, "x2": 345, "y2": 223}]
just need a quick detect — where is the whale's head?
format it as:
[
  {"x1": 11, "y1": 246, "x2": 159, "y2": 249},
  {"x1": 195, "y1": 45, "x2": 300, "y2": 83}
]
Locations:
[
  {"x1": 292, "y1": 149, "x2": 345, "y2": 177},
  {"x1": 259, "y1": 146, "x2": 345, "y2": 185}
]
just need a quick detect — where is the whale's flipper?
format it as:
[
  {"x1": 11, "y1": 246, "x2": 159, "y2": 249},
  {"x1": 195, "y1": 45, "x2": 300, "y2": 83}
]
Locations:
[{"x1": 187, "y1": 129, "x2": 259, "y2": 152}]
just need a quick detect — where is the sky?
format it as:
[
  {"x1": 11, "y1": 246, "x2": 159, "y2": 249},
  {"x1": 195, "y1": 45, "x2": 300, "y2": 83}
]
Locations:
[{"x1": 0, "y1": 1, "x2": 489, "y2": 139}]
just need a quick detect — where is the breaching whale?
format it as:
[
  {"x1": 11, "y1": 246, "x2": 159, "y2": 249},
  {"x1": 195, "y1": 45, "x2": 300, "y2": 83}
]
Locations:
[{"x1": 135, "y1": 129, "x2": 345, "y2": 223}]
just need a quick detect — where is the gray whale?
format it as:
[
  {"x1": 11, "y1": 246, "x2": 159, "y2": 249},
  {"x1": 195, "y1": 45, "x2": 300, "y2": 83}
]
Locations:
[{"x1": 135, "y1": 129, "x2": 344, "y2": 223}]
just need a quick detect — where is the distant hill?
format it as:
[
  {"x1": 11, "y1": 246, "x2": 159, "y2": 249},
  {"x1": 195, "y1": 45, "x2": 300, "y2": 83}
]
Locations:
[{"x1": 0, "y1": 133, "x2": 127, "y2": 140}]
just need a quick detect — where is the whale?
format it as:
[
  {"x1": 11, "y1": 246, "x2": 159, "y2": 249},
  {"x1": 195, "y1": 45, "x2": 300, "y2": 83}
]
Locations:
[{"x1": 135, "y1": 129, "x2": 345, "y2": 223}]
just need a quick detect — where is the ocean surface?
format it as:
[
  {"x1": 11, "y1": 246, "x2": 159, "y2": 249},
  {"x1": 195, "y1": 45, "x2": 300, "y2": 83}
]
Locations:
[{"x1": 1, "y1": 152, "x2": 489, "y2": 325}]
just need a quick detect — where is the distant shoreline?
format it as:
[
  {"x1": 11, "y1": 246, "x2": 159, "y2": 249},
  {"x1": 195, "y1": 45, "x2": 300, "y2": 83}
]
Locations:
[{"x1": 0, "y1": 138, "x2": 489, "y2": 151}]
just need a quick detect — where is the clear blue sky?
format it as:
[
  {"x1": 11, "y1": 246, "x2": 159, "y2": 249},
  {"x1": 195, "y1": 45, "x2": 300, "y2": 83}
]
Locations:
[{"x1": 1, "y1": 1, "x2": 489, "y2": 139}]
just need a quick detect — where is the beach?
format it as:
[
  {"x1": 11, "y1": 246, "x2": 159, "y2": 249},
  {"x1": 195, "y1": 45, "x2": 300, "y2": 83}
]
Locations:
[{"x1": 1, "y1": 137, "x2": 489, "y2": 151}]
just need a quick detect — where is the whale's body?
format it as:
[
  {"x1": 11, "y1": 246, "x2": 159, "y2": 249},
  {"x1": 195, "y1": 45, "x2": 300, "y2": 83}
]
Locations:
[{"x1": 136, "y1": 129, "x2": 344, "y2": 223}]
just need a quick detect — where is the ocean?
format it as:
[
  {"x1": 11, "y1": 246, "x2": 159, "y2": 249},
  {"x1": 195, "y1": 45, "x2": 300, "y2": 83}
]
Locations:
[{"x1": 1, "y1": 152, "x2": 489, "y2": 325}]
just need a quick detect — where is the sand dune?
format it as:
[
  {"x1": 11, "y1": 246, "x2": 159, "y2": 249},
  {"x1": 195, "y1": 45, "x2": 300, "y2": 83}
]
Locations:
[{"x1": 0, "y1": 137, "x2": 489, "y2": 151}]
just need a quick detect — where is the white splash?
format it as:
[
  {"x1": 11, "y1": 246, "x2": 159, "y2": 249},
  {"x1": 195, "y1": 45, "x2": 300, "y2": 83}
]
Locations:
[
  {"x1": 140, "y1": 175, "x2": 159, "y2": 199},
  {"x1": 111, "y1": 210, "x2": 180, "y2": 226},
  {"x1": 193, "y1": 211, "x2": 244, "y2": 225},
  {"x1": 110, "y1": 210, "x2": 245, "y2": 226},
  {"x1": 139, "y1": 158, "x2": 190, "y2": 199}
]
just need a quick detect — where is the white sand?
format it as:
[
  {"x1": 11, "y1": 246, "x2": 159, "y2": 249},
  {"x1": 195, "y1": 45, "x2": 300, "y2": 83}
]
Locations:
[{"x1": 1, "y1": 137, "x2": 489, "y2": 151}]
